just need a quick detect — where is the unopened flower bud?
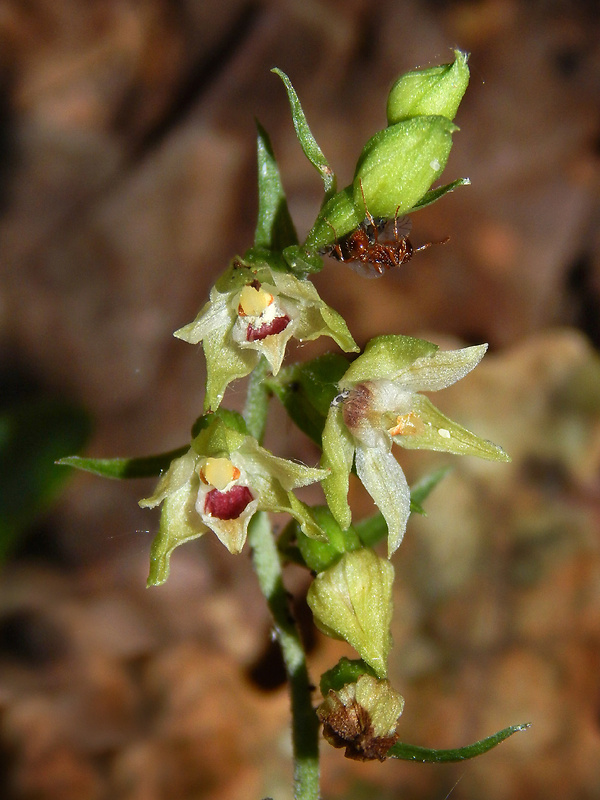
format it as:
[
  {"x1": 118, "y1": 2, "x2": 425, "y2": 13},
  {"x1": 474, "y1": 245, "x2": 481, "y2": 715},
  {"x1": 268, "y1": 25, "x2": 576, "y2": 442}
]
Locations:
[
  {"x1": 386, "y1": 49, "x2": 470, "y2": 125},
  {"x1": 353, "y1": 116, "x2": 458, "y2": 219},
  {"x1": 307, "y1": 549, "x2": 394, "y2": 678}
]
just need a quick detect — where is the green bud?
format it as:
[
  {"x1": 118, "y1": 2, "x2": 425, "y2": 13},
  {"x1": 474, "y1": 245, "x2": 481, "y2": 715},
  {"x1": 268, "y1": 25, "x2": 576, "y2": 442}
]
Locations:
[
  {"x1": 317, "y1": 674, "x2": 405, "y2": 761},
  {"x1": 307, "y1": 549, "x2": 394, "y2": 678},
  {"x1": 354, "y1": 116, "x2": 458, "y2": 219},
  {"x1": 386, "y1": 49, "x2": 470, "y2": 124},
  {"x1": 319, "y1": 657, "x2": 377, "y2": 697},
  {"x1": 296, "y1": 506, "x2": 362, "y2": 573}
]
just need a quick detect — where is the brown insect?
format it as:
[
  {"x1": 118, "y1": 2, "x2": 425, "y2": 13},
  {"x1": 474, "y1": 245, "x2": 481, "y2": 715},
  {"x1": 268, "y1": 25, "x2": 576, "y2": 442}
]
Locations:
[{"x1": 323, "y1": 182, "x2": 448, "y2": 279}]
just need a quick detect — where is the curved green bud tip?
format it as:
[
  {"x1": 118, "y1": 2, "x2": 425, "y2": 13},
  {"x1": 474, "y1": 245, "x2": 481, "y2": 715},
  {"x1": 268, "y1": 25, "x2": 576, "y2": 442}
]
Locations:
[
  {"x1": 354, "y1": 116, "x2": 458, "y2": 219},
  {"x1": 307, "y1": 549, "x2": 394, "y2": 678},
  {"x1": 386, "y1": 50, "x2": 470, "y2": 125}
]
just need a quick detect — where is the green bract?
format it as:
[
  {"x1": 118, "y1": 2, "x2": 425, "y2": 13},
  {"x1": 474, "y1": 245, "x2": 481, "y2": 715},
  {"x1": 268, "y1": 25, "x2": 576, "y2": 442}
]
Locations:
[
  {"x1": 140, "y1": 417, "x2": 327, "y2": 586},
  {"x1": 322, "y1": 335, "x2": 510, "y2": 556},
  {"x1": 307, "y1": 548, "x2": 394, "y2": 678},
  {"x1": 386, "y1": 49, "x2": 470, "y2": 124},
  {"x1": 174, "y1": 259, "x2": 358, "y2": 410}
]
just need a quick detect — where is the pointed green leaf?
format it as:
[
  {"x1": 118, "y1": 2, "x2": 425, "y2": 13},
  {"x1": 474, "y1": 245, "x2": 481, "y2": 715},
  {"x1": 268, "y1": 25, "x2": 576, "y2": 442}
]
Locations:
[
  {"x1": 272, "y1": 68, "x2": 336, "y2": 198},
  {"x1": 57, "y1": 446, "x2": 188, "y2": 480},
  {"x1": 254, "y1": 120, "x2": 298, "y2": 250},
  {"x1": 388, "y1": 723, "x2": 531, "y2": 762},
  {"x1": 409, "y1": 465, "x2": 452, "y2": 507}
]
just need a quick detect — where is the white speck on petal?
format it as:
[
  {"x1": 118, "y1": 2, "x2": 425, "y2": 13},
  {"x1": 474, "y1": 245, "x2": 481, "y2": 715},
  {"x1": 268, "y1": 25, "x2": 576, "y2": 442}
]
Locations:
[
  {"x1": 438, "y1": 428, "x2": 451, "y2": 438},
  {"x1": 430, "y1": 158, "x2": 440, "y2": 171}
]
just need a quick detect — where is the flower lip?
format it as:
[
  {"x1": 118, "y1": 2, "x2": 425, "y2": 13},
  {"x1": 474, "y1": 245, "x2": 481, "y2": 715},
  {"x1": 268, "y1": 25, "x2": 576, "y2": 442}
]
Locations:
[
  {"x1": 246, "y1": 314, "x2": 291, "y2": 341},
  {"x1": 204, "y1": 485, "x2": 254, "y2": 520}
]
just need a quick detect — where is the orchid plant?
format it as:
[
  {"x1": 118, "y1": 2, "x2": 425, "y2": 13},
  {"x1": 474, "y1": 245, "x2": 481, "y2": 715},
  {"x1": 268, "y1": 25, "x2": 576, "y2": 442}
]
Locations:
[{"x1": 59, "y1": 51, "x2": 529, "y2": 800}]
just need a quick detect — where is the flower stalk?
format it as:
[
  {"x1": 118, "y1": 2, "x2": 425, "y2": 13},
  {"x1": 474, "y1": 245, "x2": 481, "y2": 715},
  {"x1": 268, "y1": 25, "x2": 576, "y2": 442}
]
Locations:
[{"x1": 248, "y1": 512, "x2": 320, "y2": 800}]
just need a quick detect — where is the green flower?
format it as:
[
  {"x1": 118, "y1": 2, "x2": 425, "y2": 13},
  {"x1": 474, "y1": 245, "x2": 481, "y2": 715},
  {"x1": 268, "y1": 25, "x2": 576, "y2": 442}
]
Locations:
[
  {"x1": 322, "y1": 335, "x2": 510, "y2": 556},
  {"x1": 140, "y1": 416, "x2": 328, "y2": 585},
  {"x1": 174, "y1": 260, "x2": 358, "y2": 410}
]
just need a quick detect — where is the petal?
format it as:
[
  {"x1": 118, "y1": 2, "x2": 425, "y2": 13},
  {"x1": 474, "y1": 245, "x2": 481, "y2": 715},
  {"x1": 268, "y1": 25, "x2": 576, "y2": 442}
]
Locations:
[
  {"x1": 173, "y1": 288, "x2": 232, "y2": 344},
  {"x1": 395, "y1": 343, "x2": 488, "y2": 392},
  {"x1": 391, "y1": 395, "x2": 511, "y2": 461},
  {"x1": 270, "y1": 271, "x2": 358, "y2": 354},
  {"x1": 354, "y1": 442, "x2": 411, "y2": 557},
  {"x1": 238, "y1": 437, "x2": 328, "y2": 491},
  {"x1": 139, "y1": 450, "x2": 198, "y2": 509},
  {"x1": 235, "y1": 317, "x2": 296, "y2": 375},
  {"x1": 321, "y1": 405, "x2": 356, "y2": 531}
]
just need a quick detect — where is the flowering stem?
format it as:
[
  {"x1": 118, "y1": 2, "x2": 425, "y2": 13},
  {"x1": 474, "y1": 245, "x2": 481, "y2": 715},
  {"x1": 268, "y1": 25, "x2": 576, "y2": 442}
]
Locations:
[
  {"x1": 248, "y1": 512, "x2": 320, "y2": 800},
  {"x1": 244, "y1": 355, "x2": 271, "y2": 443}
]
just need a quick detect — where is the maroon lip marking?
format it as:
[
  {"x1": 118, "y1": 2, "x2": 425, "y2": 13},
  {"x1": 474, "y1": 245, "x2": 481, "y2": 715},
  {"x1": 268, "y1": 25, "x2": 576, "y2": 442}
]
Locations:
[
  {"x1": 246, "y1": 314, "x2": 290, "y2": 341},
  {"x1": 204, "y1": 485, "x2": 254, "y2": 520}
]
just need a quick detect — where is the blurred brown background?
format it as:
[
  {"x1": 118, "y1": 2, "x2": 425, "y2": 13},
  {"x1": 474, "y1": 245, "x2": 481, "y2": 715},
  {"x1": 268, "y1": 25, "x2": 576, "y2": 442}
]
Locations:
[{"x1": 1, "y1": 1, "x2": 600, "y2": 798}]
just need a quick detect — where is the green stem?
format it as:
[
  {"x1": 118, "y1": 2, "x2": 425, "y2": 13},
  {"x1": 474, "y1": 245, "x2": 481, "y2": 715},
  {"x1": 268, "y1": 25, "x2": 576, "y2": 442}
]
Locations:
[
  {"x1": 243, "y1": 355, "x2": 271, "y2": 443},
  {"x1": 248, "y1": 512, "x2": 320, "y2": 800}
]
